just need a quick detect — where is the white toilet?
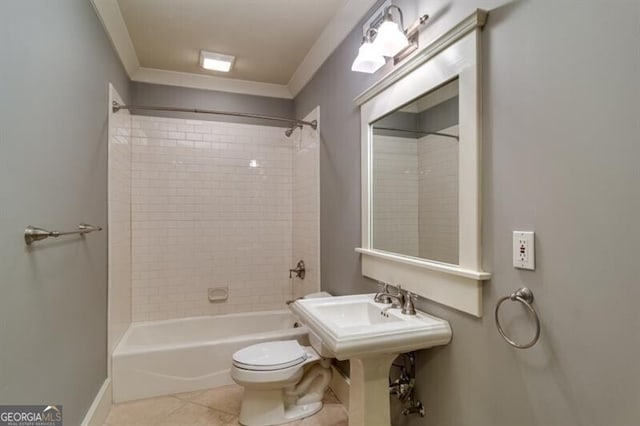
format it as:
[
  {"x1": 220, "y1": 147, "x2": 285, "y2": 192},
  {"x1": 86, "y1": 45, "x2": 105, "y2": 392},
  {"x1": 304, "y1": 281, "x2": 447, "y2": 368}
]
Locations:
[
  {"x1": 231, "y1": 338, "x2": 332, "y2": 425},
  {"x1": 231, "y1": 291, "x2": 334, "y2": 425}
]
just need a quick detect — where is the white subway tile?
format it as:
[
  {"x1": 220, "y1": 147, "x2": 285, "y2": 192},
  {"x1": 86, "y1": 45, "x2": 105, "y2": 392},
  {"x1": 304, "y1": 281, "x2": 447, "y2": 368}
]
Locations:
[{"x1": 130, "y1": 116, "x2": 300, "y2": 320}]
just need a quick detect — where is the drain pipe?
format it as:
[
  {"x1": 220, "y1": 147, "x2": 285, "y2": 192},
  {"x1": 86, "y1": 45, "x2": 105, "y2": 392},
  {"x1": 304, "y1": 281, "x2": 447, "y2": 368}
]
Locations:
[{"x1": 389, "y1": 352, "x2": 425, "y2": 417}]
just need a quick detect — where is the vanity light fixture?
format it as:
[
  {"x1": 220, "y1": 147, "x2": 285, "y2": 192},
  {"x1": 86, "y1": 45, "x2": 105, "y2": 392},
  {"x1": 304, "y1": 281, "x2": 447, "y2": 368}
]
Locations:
[
  {"x1": 351, "y1": 28, "x2": 385, "y2": 74},
  {"x1": 351, "y1": 5, "x2": 429, "y2": 73},
  {"x1": 200, "y1": 50, "x2": 235, "y2": 72},
  {"x1": 373, "y1": 5, "x2": 409, "y2": 57}
]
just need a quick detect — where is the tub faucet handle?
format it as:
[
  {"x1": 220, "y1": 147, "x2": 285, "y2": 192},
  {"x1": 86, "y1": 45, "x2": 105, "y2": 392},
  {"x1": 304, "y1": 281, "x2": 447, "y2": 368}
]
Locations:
[{"x1": 289, "y1": 260, "x2": 306, "y2": 280}]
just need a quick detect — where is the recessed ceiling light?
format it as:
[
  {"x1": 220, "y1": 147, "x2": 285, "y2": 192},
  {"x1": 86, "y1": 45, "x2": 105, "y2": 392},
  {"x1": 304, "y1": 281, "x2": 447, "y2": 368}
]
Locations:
[{"x1": 200, "y1": 50, "x2": 235, "y2": 72}]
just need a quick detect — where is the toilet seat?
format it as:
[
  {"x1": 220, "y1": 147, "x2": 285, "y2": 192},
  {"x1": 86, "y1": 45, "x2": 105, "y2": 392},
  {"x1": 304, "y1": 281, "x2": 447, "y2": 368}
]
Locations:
[{"x1": 232, "y1": 340, "x2": 308, "y2": 371}]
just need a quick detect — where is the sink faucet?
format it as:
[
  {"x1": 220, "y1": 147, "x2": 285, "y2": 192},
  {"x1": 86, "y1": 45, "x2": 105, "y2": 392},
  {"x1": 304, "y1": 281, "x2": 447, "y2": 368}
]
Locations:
[
  {"x1": 376, "y1": 284, "x2": 405, "y2": 310},
  {"x1": 375, "y1": 284, "x2": 418, "y2": 316},
  {"x1": 374, "y1": 282, "x2": 393, "y2": 304}
]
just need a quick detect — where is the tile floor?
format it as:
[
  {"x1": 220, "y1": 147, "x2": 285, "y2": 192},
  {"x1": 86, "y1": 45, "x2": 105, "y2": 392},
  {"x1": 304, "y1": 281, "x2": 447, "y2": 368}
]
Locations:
[{"x1": 104, "y1": 384, "x2": 348, "y2": 425}]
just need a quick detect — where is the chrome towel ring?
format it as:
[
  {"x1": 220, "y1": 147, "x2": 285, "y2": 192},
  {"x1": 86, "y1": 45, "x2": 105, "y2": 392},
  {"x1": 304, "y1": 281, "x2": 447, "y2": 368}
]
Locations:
[{"x1": 495, "y1": 287, "x2": 541, "y2": 349}]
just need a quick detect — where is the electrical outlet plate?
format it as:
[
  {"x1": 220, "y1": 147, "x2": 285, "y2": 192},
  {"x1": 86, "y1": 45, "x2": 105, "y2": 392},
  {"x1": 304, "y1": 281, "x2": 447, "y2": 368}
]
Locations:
[{"x1": 513, "y1": 231, "x2": 535, "y2": 270}]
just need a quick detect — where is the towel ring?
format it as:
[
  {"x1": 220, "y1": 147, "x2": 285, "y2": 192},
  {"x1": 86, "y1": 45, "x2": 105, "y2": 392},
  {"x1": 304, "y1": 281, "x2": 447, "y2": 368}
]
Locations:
[{"x1": 495, "y1": 287, "x2": 540, "y2": 349}]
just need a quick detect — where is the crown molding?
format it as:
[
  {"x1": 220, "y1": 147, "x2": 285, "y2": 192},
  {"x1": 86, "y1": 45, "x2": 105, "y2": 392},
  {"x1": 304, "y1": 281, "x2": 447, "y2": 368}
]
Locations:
[
  {"x1": 288, "y1": 0, "x2": 378, "y2": 96},
  {"x1": 132, "y1": 67, "x2": 293, "y2": 99},
  {"x1": 90, "y1": 0, "x2": 139, "y2": 77},
  {"x1": 92, "y1": 0, "x2": 376, "y2": 99}
]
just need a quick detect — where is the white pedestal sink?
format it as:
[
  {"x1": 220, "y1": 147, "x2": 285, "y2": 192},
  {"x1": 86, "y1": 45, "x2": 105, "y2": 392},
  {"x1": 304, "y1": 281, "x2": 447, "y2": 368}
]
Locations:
[{"x1": 290, "y1": 294, "x2": 452, "y2": 426}]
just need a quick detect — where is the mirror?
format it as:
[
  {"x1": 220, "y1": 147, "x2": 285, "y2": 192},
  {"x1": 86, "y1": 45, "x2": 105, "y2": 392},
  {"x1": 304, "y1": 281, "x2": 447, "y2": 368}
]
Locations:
[
  {"x1": 371, "y1": 79, "x2": 459, "y2": 265},
  {"x1": 355, "y1": 10, "x2": 490, "y2": 317}
]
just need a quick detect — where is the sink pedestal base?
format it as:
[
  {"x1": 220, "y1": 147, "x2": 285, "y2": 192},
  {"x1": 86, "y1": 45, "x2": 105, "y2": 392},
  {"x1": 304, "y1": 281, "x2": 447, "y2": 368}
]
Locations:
[{"x1": 348, "y1": 353, "x2": 397, "y2": 426}]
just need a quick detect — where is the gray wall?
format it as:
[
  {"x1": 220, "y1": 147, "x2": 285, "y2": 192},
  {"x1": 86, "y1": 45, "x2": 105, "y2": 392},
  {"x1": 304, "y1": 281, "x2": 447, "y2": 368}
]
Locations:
[
  {"x1": 373, "y1": 96, "x2": 459, "y2": 138},
  {"x1": 374, "y1": 111, "x2": 419, "y2": 138},
  {"x1": 0, "y1": 1, "x2": 130, "y2": 424},
  {"x1": 294, "y1": 0, "x2": 387, "y2": 297},
  {"x1": 130, "y1": 82, "x2": 294, "y2": 127},
  {"x1": 417, "y1": 96, "x2": 458, "y2": 133},
  {"x1": 295, "y1": 0, "x2": 640, "y2": 425}
]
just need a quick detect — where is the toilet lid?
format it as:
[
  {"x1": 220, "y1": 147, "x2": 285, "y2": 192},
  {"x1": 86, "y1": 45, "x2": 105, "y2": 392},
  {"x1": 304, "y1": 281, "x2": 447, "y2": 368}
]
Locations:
[{"x1": 232, "y1": 340, "x2": 307, "y2": 371}]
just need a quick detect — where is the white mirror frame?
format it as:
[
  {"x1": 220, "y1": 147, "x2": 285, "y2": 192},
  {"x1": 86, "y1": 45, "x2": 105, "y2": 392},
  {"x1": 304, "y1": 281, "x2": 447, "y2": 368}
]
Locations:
[{"x1": 355, "y1": 10, "x2": 490, "y2": 317}]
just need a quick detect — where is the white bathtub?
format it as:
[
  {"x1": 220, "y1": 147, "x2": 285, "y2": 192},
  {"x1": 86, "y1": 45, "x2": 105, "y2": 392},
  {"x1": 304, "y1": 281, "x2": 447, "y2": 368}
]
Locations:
[{"x1": 112, "y1": 309, "x2": 308, "y2": 402}]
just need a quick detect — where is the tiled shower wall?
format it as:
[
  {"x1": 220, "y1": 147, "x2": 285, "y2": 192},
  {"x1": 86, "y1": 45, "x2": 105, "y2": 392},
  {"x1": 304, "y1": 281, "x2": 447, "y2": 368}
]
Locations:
[
  {"x1": 128, "y1": 116, "x2": 312, "y2": 321},
  {"x1": 108, "y1": 86, "x2": 131, "y2": 359},
  {"x1": 417, "y1": 126, "x2": 459, "y2": 264},
  {"x1": 372, "y1": 135, "x2": 419, "y2": 256},
  {"x1": 372, "y1": 128, "x2": 458, "y2": 264},
  {"x1": 291, "y1": 108, "x2": 320, "y2": 299}
]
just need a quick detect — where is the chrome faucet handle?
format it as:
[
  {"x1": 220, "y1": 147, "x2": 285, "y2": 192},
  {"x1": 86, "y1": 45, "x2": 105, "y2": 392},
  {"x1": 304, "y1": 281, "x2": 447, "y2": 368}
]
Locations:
[
  {"x1": 289, "y1": 260, "x2": 306, "y2": 279},
  {"x1": 387, "y1": 284, "x2": 405, "y2": 308},
  {"x1": 402, "y1": 292, "x2": 418, "y2": 315}
]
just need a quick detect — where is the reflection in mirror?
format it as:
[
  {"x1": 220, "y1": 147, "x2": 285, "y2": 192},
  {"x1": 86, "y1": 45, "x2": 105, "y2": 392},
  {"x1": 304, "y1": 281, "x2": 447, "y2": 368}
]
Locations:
[{"x1": 371, "y1": 78, "x2": 459, "y2": 265}]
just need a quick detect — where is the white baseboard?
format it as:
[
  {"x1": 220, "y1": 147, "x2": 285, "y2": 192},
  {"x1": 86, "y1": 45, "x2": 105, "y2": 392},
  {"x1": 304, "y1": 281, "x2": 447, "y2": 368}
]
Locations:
[
  {"x1": 329, "y1": 365, "x2": 350, "y2": 409},
  {"x1": 81, "y1": 378, "x2": 112, "y2": 426}
]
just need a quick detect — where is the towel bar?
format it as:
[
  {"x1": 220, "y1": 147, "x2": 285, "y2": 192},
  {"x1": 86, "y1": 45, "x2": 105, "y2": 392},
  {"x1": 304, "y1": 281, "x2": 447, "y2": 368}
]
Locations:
[{"x1": 24, "y1": 223, "x2": 102, "y2": 245}]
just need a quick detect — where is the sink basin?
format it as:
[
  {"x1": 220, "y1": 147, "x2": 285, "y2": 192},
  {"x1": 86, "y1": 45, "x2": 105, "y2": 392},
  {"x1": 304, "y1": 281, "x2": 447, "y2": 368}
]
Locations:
[
  {"x1": 291, "y1": 293, "x2": 452, "y2": 426},
  {"x1": 312, "y1": 298, "x2": 402, "y2": 327},
  {"x1": 290, "y1": 293, "x2": 451, "y2": 360}
]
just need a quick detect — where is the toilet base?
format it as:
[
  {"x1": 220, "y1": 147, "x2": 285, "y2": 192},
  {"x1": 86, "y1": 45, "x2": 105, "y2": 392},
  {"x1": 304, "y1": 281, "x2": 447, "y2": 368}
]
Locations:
[{"x1": 238, "y1": 388, "x2": 322, "y2": 426}]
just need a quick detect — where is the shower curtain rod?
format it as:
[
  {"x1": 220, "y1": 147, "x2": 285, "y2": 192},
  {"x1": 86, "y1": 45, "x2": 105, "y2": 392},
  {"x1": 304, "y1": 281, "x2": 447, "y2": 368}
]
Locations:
[
  {"x1": 372, "y1": 126, "x2": 459, "y2": 141},
  {"x1": 111, "y1": 101, "x2": 317, "y2": 130}
]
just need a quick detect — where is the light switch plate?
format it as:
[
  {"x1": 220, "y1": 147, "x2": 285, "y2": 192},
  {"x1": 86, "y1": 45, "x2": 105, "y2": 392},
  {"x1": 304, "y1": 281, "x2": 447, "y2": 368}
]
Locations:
[{"x1": 513, "y1": 231, "x2": 535, "y2": 270}]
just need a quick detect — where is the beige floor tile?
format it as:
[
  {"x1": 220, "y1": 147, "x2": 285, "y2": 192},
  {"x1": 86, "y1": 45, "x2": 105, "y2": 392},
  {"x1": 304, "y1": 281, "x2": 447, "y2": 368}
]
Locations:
[
  {"x1": 191, "y1": 384, "x2": 244, "y2": 415},
  {"x1": 278, "y1": 402, "x2": 347, "y2": 426},
  {"x1": 157, "y1": 403, "x2": 236, "y2": 425},
  {"x1": 104, "y1": 386, "x2": 348, "y2": 426},
  {"x1": 300, "y1": 404, "x2": 348, "y2": 426},
  {"x1": 174, "y1": 389, "x2": 206, "y2": 401},
  {"x1": 105, "y1": 396, "x2": 185, "y2": 425}
]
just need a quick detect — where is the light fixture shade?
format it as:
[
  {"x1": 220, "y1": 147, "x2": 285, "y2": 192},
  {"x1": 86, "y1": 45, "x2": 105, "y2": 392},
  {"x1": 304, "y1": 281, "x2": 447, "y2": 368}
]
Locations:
[
  {"x1": 351, "y1": 42, "x2": 385, "y2": 74},
  {"x1": 373, "y1": 20, "x2": 409, "y2": 57},
  {"x1": 200, "y1": 50, "x2": 235, "y2": 72}
]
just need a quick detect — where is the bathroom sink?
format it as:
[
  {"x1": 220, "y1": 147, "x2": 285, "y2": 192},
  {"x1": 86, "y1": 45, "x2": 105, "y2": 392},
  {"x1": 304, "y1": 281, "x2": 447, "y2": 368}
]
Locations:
[
  {"x1": 290, "y1": 293, "x2": 451, "y2": 360},
  {"x1": 291, "y1": 294, "x2": 451, "y2": 426},
  {"x1": 311, "y1": 298, "x2": 402, "y2": 327}
]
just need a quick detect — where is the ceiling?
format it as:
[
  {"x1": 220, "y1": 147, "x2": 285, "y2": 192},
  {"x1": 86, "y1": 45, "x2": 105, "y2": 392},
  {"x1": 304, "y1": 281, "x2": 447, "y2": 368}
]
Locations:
[{"x1": 93, "y1": 0, "x2": 378, "y2": 98}]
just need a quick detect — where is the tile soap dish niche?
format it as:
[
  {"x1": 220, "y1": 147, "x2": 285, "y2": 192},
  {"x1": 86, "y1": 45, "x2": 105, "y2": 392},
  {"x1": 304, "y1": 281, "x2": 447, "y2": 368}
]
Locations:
[{"x1": 208, "y1": 287, "x2": 229, "y2": 302}]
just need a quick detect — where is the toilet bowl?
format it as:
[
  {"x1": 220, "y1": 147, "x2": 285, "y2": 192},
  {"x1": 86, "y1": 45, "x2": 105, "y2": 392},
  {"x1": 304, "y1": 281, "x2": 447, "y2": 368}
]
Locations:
[{"x1": 231, "y1": 340, "x2": 332, "y2": 426}]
